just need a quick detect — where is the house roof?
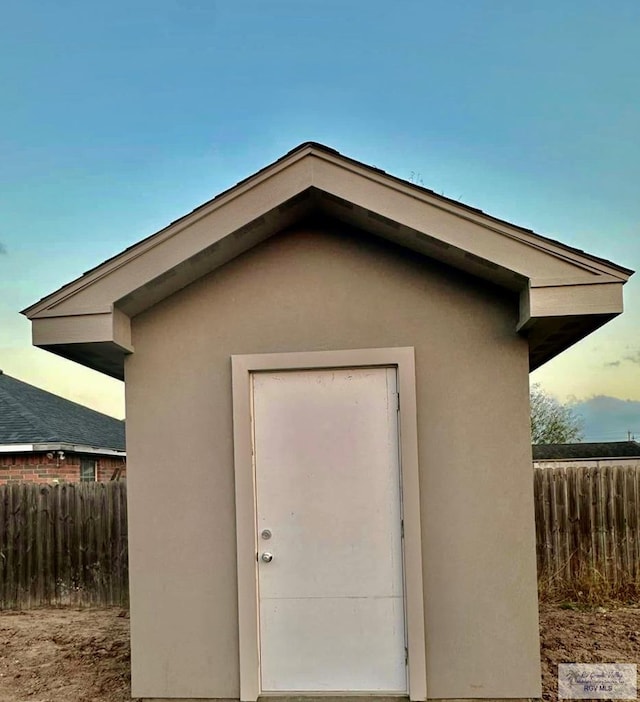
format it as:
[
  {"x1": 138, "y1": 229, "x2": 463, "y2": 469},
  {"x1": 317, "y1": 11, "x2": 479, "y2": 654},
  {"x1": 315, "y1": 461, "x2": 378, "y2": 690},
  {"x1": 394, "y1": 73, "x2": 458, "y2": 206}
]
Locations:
[
  {"x1": 0, "y1": 371, "x2": 125, "y2": 452},
  {"x1": 22, "y1": 142, "x2": 633, "y2": 380},
  {"x1": 533, "y1": 441, "x2": 640, "y2": 461}
]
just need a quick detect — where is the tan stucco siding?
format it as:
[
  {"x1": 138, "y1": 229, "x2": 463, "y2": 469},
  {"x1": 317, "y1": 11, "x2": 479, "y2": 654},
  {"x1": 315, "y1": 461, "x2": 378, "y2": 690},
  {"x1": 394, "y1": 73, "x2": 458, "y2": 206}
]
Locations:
[{"x1": 125, "y1": 222, "x2": 541, "y2": 700}]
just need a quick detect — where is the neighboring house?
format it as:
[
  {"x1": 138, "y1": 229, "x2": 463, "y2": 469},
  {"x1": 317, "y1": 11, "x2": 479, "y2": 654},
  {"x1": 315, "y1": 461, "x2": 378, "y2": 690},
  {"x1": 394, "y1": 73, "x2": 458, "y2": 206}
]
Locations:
[
  {"x1": 23, "y1": 143, "x2": 633, "y2": 702},
  {"x1": 0, "y1": 370, "x2": 126, "y2": 484},
  {"x1": 533, "y1": 441, "x2": 640, "y2": 469}
]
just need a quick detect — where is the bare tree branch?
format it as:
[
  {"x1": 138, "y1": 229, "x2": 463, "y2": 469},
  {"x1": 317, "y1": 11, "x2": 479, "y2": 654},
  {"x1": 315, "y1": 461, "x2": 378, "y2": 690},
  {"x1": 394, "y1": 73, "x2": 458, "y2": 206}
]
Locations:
[{"x1": 530, "y1": 384, "x2": 583, "y2": 444}]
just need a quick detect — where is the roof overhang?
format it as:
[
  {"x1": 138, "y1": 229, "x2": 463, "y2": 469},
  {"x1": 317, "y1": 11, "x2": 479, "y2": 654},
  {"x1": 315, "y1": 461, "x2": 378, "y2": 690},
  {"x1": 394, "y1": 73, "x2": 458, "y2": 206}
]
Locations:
[{"x1": 23, "y1": 143, "x2": 633, "y2": 379}]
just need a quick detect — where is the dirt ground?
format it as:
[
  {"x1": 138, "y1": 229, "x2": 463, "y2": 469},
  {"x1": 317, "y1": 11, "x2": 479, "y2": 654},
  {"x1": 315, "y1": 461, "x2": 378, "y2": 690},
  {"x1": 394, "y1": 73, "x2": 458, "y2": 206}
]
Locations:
[
  {"x1": 539, "y1": 601, "x2": 640, "y2": 700},
  {"x1": 1, "y1": 604, "x2": 640, "y2": 702},
  {"x1": 0, "y1": 609, "x2": 132, "y2": 702}
]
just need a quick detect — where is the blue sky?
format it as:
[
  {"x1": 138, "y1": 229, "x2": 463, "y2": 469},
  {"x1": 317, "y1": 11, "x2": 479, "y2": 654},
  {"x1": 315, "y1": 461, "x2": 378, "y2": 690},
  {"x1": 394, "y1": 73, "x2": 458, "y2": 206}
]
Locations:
[{"x1": 1, "y1": 1, "x2": 639, "y2": 435}]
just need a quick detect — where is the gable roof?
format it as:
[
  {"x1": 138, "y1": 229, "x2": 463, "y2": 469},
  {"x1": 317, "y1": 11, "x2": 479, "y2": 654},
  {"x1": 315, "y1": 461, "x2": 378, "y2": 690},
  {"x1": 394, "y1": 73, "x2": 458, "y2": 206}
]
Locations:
[
  {"x1": 533, "y1": 441, "x2": 640, "y2": 461},
  {"x1": 0, "y1": 371, "x2": 125, "y2": 453},
  {"x1": 22, "y1": 142, "x2": 633, "y2": 380}
]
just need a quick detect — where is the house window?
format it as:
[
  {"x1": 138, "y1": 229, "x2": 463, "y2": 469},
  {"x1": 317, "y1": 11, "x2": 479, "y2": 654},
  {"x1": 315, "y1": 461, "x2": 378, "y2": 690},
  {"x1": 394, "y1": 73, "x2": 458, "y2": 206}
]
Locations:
[{"x1": 80, "y1": 458, "x2": 97, "y2": 482}]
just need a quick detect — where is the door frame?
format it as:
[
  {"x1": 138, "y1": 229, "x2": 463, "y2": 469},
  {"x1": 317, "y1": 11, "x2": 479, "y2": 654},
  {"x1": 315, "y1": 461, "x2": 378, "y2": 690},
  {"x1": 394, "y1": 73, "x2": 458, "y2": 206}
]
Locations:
[{"x1": 231, "y1": 347, "x2": 427, "y2": 702}]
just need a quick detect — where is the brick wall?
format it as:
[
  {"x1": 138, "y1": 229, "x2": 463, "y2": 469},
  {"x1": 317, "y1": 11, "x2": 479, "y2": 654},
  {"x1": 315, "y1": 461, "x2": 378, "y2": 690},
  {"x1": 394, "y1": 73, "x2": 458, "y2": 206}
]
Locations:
[{"x1": 0, "y1": 452, "x2": 126, "y2": 484}]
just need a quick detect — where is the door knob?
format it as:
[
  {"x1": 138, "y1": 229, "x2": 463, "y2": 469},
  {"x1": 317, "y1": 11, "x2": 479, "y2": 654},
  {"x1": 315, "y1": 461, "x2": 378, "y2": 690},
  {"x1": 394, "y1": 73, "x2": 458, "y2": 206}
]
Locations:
[{"x1": 261, "y1": 552, "x2": 273, "y2": 563}]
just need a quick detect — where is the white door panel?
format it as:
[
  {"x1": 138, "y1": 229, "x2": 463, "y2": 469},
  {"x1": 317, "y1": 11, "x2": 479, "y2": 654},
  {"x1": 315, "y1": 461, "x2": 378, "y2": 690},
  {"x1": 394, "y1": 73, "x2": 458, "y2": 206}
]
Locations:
[
  {"x1": 252, "y1": 367, "x2": 406, "y2": 693},
  {"x1": 259, "y1": 597, "x2": 406, "y2": 692}
]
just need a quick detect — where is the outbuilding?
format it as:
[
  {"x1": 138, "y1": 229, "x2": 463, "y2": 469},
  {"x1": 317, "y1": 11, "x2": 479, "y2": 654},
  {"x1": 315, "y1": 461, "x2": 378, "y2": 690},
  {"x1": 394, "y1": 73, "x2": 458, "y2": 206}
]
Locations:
[{"x1": 24, "y1": 143, "x2": 633, "y2": 702}]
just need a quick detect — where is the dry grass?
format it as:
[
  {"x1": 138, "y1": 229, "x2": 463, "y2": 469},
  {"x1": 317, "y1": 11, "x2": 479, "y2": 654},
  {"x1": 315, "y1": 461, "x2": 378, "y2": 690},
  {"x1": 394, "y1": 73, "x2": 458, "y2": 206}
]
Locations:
[{"x1": 538, "y1": 563, "x2": 640, "y2": 606}]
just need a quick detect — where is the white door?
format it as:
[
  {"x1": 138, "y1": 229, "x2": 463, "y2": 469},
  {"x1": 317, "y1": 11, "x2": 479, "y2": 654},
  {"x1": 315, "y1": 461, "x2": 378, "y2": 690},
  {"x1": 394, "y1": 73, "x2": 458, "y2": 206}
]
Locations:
[{"x1": 252, "y1": 366, "x2": 407, "y2": 694}]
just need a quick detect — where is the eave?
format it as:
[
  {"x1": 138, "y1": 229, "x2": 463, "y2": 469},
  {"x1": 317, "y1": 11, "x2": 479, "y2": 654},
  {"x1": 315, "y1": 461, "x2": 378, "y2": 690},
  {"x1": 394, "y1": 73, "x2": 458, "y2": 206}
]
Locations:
[
  {"x1": 0, "y1": 443, "x2": 126, "y2": 456},
  {"x1": 23, "y1": 143, "x2": 633, "y2": 380}
]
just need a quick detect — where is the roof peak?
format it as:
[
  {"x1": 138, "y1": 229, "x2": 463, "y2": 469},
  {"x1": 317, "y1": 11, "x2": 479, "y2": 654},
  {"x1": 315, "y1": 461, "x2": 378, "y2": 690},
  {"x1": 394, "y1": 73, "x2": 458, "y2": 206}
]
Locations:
[{"x1": 286, "y1": 141, "x2": 341, "y2": 156}]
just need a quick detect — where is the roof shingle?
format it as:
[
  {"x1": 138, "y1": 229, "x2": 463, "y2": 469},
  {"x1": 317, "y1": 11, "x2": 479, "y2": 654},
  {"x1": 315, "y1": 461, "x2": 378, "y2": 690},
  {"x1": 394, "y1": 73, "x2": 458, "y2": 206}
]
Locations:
[
  {"x1": 0, "y1": 371, "x2": 125, "y2": 451},
  {"x1": 533, "y1": 441, "x2": 640, "y2": 460}
]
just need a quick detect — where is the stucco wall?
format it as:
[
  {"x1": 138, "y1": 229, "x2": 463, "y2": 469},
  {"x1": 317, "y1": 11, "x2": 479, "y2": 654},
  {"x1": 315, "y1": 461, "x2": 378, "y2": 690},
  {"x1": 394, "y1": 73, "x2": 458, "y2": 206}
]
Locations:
[{"x1": 125, "y1": 221, "x2": 541, "y2": 700}]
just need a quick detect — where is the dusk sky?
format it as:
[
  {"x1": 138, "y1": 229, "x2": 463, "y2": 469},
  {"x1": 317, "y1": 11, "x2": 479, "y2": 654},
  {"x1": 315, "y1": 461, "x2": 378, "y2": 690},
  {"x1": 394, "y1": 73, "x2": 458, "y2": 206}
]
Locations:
[{"x1": 1, "y1": 1, "x2": 638, "y2": 437}]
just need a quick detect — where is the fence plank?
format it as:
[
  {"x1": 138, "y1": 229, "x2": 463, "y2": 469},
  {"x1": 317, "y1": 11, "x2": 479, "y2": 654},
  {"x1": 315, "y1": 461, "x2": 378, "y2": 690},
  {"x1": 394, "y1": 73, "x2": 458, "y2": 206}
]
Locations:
[
  {"x1": 540, "y1": 469, "x2": 553, "y2": 575},
  {"x1": 6, "y1": 485, "x2": 16, "y2": 608},
  {"x1": 113, "y1": 481, "x2": 125, "y2": 606},
  {"x1": 54, "y1": 483, "x2": 63, "y2": 603},
  {"x1": 635, "y1": 468, "x2": 640, "y2": 582}
]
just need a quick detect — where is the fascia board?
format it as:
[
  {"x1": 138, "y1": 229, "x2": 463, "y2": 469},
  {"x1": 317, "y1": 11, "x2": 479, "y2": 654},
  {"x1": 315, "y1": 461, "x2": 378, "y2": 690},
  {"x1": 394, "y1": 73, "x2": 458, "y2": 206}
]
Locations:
[
  {"x1": 529, "y1": 274, "x2": 623, "y2": 287},
  {"x1": 0, "y1": 443, "x2": 125, "y2": 456},
  {"x1": 0, "y1": 444, "x2": 34, "y2": 453},
  {"x1": 32, "y1": 443, "x2": 126, "y2": 456}
]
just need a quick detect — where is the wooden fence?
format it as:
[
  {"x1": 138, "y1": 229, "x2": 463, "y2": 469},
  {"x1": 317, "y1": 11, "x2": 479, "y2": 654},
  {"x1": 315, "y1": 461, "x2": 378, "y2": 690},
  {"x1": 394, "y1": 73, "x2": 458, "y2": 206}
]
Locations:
[
  {"x1": 2, "y1": 467, "x2": 640, "y2": 608},
  {"x1": 0, "y1": 481, "x2": 128, "y2": 608},
  {"x1": 535, "y1": 464, "x2": 640, "y2": 592}
]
